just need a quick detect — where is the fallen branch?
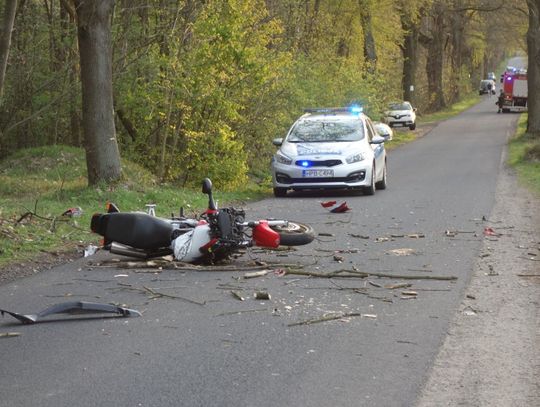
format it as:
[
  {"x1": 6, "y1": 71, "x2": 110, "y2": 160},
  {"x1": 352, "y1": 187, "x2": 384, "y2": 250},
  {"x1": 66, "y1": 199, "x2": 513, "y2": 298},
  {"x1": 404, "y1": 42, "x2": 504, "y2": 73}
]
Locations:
[
  {"x1": 283, "y1": 269, "x2": 457, "y2": 281},
  {"x1": 288, "y1": 312, "x2": 362, "y2": 327},
  {"x1": 94, "y1": 259, "x2": 304, "y2": 272}
]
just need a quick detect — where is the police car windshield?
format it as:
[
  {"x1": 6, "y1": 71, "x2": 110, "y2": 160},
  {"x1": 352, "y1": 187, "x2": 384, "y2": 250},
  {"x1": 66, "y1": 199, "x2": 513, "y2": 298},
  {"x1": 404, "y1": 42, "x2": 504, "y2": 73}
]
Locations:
[{"x1": 287, "y1": 119, "x2": 364, "y2": 142}]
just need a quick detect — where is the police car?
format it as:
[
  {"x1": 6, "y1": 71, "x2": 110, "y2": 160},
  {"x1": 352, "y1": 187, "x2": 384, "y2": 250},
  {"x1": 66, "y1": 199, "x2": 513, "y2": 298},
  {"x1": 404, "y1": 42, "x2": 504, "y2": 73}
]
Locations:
[{"x1": 271, "y1": 106, "x2": 387, "y2": 197}]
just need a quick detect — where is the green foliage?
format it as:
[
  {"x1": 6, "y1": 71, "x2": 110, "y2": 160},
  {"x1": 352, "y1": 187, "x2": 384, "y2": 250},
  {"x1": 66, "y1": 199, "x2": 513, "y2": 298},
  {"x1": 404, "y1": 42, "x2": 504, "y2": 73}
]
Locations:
[
  {"x1": 181, "y1": 125, "x2": 248, "y2": 190},
  {"x1": 1, "y1": 0, "x2": 529, "y2": 186}
]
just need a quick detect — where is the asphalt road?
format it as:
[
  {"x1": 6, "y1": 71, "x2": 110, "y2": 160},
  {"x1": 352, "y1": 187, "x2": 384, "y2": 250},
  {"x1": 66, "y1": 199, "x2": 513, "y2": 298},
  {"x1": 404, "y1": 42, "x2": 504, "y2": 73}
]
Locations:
[{"x1": 0, "y1": 97, "x2": 520, "y2": 407}]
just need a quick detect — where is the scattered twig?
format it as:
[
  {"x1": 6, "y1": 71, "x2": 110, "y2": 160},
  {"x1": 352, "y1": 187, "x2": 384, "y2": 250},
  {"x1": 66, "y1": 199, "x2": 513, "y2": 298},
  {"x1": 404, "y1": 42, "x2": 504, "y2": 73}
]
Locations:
[
  {"x1": 415, "y1": 288, "x2": 452, "y2": 292},
  {"x1": 72, "y1": 278, "x2": 112, "y2": 283},
  {"x1": 397, "y1": 340, "x2": 418, "y2": 345},
  {"x1": 107, "y1": 283, "x2": 205, "y2": 306},
  {"x1": 252, "y1": 246, "x2": 297, "y2": 252},
  {"x1": 407, "y1": 268, "x2": 433, "y2": 273},
  {"x1": 215, "y1": 308, "x2": 267, "y2": 317},
  {"x1": 288, "y1": 312, "x2": 362, "y2": 327},
  {"x1": 349, "y1": 233, "x2": 370, "y2": 239},
  {"x1": 216, "y1": 283, "x2": 247, "y2": 290},
  {"x1": 0, "y1": 332, "x2": 21, "y2": 338},
  {"x1": 231, "y1": 291, "x2": 245, "y2": 301},
  {"x1": 284, "y1": 278, "x2": 301, "y2": 285},
  {"x1": 142, "y1": 286, "x2": 205, "y2": 305},
  {"x1": 243, "y1": 270, "x2": 270, "y2": 279},
  {"x1": 384, "y1": 283, "x2": 412, "y2": 289}
]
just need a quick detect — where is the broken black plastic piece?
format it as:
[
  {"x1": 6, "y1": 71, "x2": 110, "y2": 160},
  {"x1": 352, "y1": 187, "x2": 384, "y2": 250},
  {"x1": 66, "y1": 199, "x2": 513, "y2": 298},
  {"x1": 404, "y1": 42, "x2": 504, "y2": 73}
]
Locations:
[{"x1": 0, "y1": 301, "x2": 142, "y2": 324}]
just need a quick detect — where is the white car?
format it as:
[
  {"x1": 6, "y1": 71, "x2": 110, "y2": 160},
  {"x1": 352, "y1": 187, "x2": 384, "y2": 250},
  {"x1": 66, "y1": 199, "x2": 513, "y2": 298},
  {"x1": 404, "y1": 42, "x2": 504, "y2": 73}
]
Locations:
[
  {"x1": 384, "y1": 101, "x2": 416, "y2": 130},
  {"x1": 479, "y1": 79, "x2": 496, "y2": 95},
  {"x1": 271, "y1": 107, "x2": 387, "y2": 197}
]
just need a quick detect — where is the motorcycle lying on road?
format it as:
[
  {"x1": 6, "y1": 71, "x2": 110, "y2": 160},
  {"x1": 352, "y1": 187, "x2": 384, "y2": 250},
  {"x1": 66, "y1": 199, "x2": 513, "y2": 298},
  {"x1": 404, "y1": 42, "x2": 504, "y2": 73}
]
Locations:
[{"x1": 90, "y1": 178, "x2": 315, "y2": 264}]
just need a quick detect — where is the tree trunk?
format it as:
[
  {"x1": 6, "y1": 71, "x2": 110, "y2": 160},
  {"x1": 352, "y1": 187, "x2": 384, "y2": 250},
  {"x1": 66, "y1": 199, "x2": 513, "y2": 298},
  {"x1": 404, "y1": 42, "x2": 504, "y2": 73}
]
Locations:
[
  {"x1": 358, "y1": 0, "x2": 377, "y2": 71},
  {"x1": 527, "y1": 0, "x2": 540, "y2": 136},
  {"x1": 449, "y1": 7, "x2": 465, "y2": 104},
  {"x1": 420, "y1": 2, "x2": 446, "y2": 112},
  {"x1": 0, "y1": 0, "x2": 17, "y2": 104},
  {"x1": 74, "y1": 0, "x2": 121, "y2": 185},
  {"x1": 401, "y1": 16, "x2": 418, "y2": 105}
]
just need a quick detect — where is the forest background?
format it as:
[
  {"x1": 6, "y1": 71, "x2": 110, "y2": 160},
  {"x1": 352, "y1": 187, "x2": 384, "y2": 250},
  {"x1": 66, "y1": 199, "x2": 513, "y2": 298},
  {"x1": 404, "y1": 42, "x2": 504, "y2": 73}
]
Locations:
[{"x1": 0, "y1": 0, "x2": 529, "y2": 190}]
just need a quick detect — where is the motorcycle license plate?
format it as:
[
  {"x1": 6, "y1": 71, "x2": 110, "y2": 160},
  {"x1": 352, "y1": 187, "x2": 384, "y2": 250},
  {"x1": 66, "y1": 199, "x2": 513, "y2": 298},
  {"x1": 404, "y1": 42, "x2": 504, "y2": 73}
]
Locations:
[{"x1": 302, "y1": 169, "x2": 334, "y2": 177}]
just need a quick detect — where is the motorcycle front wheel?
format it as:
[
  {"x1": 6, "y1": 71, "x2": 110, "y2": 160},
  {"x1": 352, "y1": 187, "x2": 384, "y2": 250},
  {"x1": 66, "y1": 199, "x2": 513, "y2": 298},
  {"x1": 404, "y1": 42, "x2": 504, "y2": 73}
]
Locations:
[{"x1": 270, "y1": 222, "x2": 315, "y2": 246}]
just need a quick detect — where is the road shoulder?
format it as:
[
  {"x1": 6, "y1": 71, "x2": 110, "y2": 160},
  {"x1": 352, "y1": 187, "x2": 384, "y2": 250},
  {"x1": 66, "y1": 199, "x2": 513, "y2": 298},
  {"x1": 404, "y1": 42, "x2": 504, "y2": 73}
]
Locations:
[{"x1": 417, "y1": 147, "x2": 540, "y2": 406}]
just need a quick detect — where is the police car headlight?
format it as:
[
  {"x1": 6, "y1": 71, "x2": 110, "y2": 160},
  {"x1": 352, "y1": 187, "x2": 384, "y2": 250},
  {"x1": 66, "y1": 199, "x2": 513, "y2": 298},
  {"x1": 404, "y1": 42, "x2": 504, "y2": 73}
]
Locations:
[
  {"x1": 275, "y1": 152, "x2": 293, "y2": 165},
  {"x1": 346, "y1": 152, "x2": 365, "y2": 164}
]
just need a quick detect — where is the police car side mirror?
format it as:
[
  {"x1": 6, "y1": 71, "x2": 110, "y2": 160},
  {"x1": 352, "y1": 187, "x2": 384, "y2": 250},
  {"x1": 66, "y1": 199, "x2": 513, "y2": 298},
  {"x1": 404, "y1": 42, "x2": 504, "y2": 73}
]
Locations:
[
  {"x1": 371, "y1": 135, "x2": 386, "y2": 144},
  {"x1": 273, "y1": 138, "x2": 283, "y2": 146}
]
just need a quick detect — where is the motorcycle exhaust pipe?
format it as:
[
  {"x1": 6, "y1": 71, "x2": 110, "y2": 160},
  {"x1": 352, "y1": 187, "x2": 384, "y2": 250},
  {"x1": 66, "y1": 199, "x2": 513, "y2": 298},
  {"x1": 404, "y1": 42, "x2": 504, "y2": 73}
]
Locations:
[{"x1": 110, "y1": 242, "x2": 149, "y2": 259}]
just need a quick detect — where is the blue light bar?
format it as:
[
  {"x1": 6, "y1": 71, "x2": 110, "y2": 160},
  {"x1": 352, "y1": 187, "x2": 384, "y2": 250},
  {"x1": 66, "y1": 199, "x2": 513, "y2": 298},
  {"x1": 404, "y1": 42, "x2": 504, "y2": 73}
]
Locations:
[
  {"x1": 303, "y1": 106, "x2": 363, "y2": 114},
  {"x1": 349, "y1": 105, "x2": 363, "y2": 114}
]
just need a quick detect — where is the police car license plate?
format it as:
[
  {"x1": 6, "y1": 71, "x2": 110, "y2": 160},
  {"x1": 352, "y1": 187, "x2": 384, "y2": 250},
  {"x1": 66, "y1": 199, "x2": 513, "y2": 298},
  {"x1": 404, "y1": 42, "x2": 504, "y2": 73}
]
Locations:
[{"x1": 302, "y1": 169, "x2": 334, "y2": 177}]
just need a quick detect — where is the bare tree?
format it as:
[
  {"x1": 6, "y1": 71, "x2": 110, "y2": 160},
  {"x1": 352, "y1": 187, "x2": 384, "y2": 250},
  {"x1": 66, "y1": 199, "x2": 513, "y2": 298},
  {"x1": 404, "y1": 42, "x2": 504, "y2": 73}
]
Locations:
[
  {"x1": 0, "y1": 0, "x2": 17, "y2": 104},
  {"x1": 74, "y1": 0, "x2": 121, "y2": 184}
]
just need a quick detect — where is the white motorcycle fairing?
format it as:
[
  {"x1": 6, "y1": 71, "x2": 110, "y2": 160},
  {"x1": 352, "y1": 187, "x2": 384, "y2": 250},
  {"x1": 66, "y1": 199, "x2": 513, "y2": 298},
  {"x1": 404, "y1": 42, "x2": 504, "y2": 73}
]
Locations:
[{"x1": 172, "y1": 223, "x2": 212, "y2": 262}]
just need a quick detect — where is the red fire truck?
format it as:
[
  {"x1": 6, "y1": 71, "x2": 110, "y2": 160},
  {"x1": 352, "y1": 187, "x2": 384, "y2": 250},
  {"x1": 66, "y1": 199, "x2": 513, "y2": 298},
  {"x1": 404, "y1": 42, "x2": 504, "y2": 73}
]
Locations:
[{"x1": 500, "y1": 68, "x2": 527, "y2": 113}]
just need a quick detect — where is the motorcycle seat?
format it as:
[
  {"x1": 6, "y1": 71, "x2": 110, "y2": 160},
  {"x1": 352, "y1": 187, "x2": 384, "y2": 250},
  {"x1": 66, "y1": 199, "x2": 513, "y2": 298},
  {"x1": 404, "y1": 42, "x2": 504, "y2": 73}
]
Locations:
[{"x1": 91, "y1": 212, "x2": 174, "y2": 250}]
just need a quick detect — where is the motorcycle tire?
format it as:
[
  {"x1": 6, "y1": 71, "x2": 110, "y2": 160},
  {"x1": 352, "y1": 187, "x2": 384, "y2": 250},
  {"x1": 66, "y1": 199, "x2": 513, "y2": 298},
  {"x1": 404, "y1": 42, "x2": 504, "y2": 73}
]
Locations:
[{"x1": 271, "y1": 221, "x2": 315, "y2": 246}]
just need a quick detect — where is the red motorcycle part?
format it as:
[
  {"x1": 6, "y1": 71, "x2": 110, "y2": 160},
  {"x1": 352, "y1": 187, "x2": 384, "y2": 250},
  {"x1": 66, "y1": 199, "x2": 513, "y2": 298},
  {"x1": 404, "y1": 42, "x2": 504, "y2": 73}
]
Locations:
[
  {"x1": 252, "y1": 221, "x2": 280, "y2": 248},
  {"x1": 200, "y1": 237, "x2": 218, "y2": 253}
]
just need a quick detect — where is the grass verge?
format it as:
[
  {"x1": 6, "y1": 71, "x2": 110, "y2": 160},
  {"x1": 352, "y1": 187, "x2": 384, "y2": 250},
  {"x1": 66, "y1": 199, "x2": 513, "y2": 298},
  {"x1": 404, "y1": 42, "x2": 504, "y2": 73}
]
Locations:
[
  {"x1": 0, "y1": 145, "x2": 267, "y2": 268},
  {"x1": 508, "y1": 114, "x2": 540, "y2": 195},
  {"x1": 418, "y1": 93, "x2": 481, "y2": 124}
]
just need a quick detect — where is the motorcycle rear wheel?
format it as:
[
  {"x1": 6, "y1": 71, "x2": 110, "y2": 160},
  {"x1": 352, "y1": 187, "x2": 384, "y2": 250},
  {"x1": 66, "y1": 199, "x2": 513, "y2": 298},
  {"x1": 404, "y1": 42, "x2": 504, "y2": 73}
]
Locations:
[{"x1": 271, "y1": 222, "x2": 315, "y2": 246}]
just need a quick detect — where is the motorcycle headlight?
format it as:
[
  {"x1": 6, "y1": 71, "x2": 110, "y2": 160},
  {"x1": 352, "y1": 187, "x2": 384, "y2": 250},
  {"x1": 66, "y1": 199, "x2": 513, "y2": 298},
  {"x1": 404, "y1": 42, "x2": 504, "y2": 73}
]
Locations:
[
  {"x1": 275, "y1": 152, "x2": 293, "y2": 165},
  {"x1": 346, "y1": 152, "x2": 365, "y2": 164}
]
